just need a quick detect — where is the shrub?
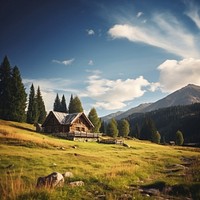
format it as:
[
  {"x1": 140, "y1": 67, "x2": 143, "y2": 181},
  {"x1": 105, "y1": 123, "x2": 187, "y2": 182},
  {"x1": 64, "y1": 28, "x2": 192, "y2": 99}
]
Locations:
[{"x1": 175, "y1": 130, "x2": 184, "y2": 146}]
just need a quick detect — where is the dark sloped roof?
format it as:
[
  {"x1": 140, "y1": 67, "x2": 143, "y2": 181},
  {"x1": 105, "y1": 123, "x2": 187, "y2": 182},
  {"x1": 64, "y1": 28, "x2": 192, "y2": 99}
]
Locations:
[
  {"x1": 48, "y1": 111, "x2": 94, "y2": 127},
  {"x1": 52, "y1": 111, "x2": 68, "y2": 124}
]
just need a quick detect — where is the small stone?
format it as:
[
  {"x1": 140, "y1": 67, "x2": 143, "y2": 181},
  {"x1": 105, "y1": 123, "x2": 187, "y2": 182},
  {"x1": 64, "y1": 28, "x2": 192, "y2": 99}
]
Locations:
[
  {"x1": 123, "y1": 143, "x2": 130, "y2": 148},
  {"x1": 69, "y1": 181, "x2": 84, "y2": 187}
]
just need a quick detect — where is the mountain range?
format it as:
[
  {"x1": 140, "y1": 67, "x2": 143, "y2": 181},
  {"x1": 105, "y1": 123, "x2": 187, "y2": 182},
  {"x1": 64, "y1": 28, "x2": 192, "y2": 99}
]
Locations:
[{"x1": 102, "y1": 84, "x2": 200, "y2": 121}]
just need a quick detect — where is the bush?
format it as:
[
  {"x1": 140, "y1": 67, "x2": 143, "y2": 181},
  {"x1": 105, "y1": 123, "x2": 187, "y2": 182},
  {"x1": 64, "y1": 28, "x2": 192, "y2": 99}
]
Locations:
[{"x1": 175, "y1": 130, "x2": 184, "y2": 146}]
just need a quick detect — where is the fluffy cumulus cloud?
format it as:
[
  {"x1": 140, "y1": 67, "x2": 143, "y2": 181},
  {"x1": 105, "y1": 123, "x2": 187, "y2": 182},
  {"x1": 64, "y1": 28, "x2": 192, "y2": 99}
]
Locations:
[
  {"x1": 52, "y1": 58, "x2": 74, "y2": 66},
  {"x1": 23, "y1": 78, "x2": 78, "y2": 112},
  {"x1": 158, "y1": 58, "x2": 200, "y2": 93},
  {"x1": 108, "y1": 12, "x2": 199, "y2": 58},
  {"x1": 84, "y1": 71, "x2": 155, "y2": 110}
]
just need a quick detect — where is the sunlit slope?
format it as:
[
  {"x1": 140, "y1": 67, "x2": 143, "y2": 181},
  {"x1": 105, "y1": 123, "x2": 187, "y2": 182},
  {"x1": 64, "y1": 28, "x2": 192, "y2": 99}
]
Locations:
[{"x1": 0, "y1": 119, "x2": 199, "y2": 200}]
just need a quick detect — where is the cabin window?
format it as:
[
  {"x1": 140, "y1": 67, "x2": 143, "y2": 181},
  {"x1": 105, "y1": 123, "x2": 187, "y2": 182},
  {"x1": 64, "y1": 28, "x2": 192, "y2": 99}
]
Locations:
[
  {"x1": 82, "y1": 128, "x2": 85, "y2": 132},
  {"x1": 76, "y1": 127, "x2": 80, "y2": 131}
]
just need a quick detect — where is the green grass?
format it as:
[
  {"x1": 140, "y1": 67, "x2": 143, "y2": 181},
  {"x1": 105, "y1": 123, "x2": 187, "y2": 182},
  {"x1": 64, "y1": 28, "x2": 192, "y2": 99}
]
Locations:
[{"x1": 0, "y1": 119, "x2": 200, "y2": 199}]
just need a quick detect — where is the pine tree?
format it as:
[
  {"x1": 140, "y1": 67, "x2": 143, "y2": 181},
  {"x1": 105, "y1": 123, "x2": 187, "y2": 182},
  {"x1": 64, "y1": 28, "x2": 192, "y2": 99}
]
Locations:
[
  {"x1": 106, "y1": 118, "x2": 118, "y2": 137},
  {"x1": 99, "y1": 120, "x2": 106, "y2": 134},
  {"x1": 175, "y1": 130, "x2": 184, "y2": 146},
  {"x1": 27, "y1": 84, "x2": 38, "y2": 124},
  {"x1": 36, "y1": 86, "x2": 46, "y2": 124},
  {"x1": 68, "y1": 94, "x2": 74, "y2": 113},
  {"x1": 73, "y1": 96, "x2": 83, "y2": 113},
  {"x1": 60, "y1": 95, "x2": 67, "y2": 113},
  {"x1": 68, "y1": 95, "x2": 83, "y2": 113},
  {"x1": 140, "y1": 119, "x2": 150, "y2": 140},
  {"x1": 10, "y1": 66, "x2": 27, "y2": 122},
  {"x1": 140, "y1": 118, "x2": 157, "y2": 142},
  {"x1": 135, "y1": 123, "x2": 140, "y2": 139},
  {"x1": 88, "y1": 107, "x2": 101, "y2": 133},
  {"x1": 118, "y1": 119, "x2": 130, "y2": 137},
  {"x1": 53, "y1": 94, "x2": 61, "y2": 112},
  {"x1": 0, "y1": 56, "x2": 13, "y2": 120},
  {"x1": 149, "y1": 119, "x2": 157, "y2": 143}
]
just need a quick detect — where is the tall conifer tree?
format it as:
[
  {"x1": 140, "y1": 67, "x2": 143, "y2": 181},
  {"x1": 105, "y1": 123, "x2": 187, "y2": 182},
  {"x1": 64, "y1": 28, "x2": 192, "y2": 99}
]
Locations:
[
  {"x1": 36, "y1": 86, "x2": 46, "y2": 124},
  {"x1": 68, "y1": 94, "x2": 83, "y2": 113},
  {"x1": 118, "y1": 119, "x2": 130, "y2": 137},
  {"x1": 140, "y1": 118, "x2": 157, "y2": 142},
  {"x1": 100, "y1": 120, "x2": 106, "y2": 134},
  {"x1": 27, "y1": 84, "x2": 38, "y2": 124},
  {"x1": 10, "y1": 66, "x2": 27, "y2": 122},
  {"x1": 73, "y1": 96, "x2": 83, "y2": 113},
  {"x1": 60, "y1": 95, "x2": 67, "y2": 113},
  {"x1": 106, "y1": 118, "x2": 118, "y2": 137},
  {"x1": 53, "y1": 93, "x2": 61, "y2": 112},
  {"x1": 0, "y1": 56, "x2": 13, "y2": 120},
  {"x1": 88, "y1": 107, "x2": 101, "y2": 133},
  {"x1": 68, "y1": 94, "x2": 74, "y2": 113}
]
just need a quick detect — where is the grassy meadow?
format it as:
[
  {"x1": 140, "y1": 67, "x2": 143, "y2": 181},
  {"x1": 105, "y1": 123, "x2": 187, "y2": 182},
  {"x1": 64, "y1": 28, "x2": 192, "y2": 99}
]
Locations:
[{"x1": 0, "y1": 119, "x2": 200, "y2": 200}]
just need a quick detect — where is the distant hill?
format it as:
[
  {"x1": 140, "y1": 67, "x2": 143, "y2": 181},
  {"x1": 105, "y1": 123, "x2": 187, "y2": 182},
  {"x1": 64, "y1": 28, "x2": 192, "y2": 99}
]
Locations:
[
  {"x1": 115, "y1": 103, "x2": 152, "y2": 120},
  {"x1": 102, "y1": 84, "x2": 200, "y2": 121},
  {"x1": 127, "y1": 103, "x2": 200, "y2": 143},
  {"x1": 101, "y1": 111, "x2": 123, "y2": 122}
]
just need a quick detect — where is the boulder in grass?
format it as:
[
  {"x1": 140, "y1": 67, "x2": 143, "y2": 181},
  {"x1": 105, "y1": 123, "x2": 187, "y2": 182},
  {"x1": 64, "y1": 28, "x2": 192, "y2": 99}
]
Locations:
[
  {"x1": 36, "y1": 172, "x2": 64, "y2": 188},
  {"x1": 63, "y1": 171, "x2": 73, "y2": 178}
]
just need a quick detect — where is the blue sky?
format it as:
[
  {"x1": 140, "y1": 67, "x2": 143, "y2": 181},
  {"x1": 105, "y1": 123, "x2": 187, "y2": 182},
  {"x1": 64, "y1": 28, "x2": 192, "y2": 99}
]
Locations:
[{"x1": 1, "y1": 0, "x2": 200, "y2": 117}]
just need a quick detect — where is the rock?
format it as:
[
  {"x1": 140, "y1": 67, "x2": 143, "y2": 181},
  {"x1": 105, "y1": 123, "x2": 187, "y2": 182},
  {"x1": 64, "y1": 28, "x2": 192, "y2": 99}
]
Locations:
[
  {"x1": 72, "y1": 145, "x2": 77, "y2": 149},
  {"x1": 123, "y1": 143, "x2": 130, "y2": 148},
  {"x1": 69, "y1": 181, "x2": 84, "y2": 187},
  {"x1": 143, "y1": 188, "x2": 160, "y2": 196},
  {"x1": 36, "y1": 172, "x2": 64, "y2": 188},
  {"x1": 63, "y1": 171, "x2": 73, "y2": 178},
  {"x1": 95, "y1": 194, "x2": 106, "y2": 199},
  {"x1": 52, "y1": 163, "x2": 57, "y2": 166}
]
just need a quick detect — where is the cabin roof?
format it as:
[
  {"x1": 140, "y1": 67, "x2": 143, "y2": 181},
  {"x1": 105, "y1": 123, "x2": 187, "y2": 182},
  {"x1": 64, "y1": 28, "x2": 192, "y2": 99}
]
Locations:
[{"x1": 43, "y1": 111, "x2": 94, "y2": 127}]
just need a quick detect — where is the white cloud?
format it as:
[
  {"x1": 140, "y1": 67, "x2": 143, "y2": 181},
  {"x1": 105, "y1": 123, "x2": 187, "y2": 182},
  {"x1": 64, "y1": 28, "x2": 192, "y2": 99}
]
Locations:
[
  {"x1": 52, "y1": 58, "x2": 74, "y2": 65},
  {"x1": 157, "y1": 58, "x2": 200, "y2": 93},
  {"x1": 83, "y1": 71, "x2": 155, "y2": 110},
  {"x1": 86, "y1": 29, "x2": 95, "y2": 35},
  {"x1": 88, "y1": 60, "x2": 94, "y2": 65},
  {"x1": 108, "y1": 13, "x2": 199, "y2": 58},
  {"x1": 23, "y1": 78, "x2": 78, "y2": 112},
  {"x1": 136, "y1": 11, "x2": 143, "y2": 18},
  {"x1": 185, "y1": 1, "x2": 200, "y2": 29}
]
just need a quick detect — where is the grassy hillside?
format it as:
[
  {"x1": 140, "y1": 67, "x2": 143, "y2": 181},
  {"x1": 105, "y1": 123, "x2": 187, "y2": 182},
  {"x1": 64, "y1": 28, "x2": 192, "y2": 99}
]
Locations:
[{"x1": 0, "y1": 120, "x2": 200, "y2": 200}]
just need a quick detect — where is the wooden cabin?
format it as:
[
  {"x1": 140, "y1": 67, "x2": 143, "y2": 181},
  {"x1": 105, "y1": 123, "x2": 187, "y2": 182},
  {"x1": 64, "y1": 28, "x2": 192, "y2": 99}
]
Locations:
[
  {"x1": 42, "y1": 111, "x2": 99, "y2": 141},
  {"x1": 42, "y1": 111, "x2": 94, "y2": 134}
]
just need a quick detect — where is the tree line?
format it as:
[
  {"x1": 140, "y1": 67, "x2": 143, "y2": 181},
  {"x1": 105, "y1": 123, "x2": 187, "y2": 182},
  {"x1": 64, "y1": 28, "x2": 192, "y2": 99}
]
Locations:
[
  {"x1": 53, "y1": 93, "x2": 83, "y2": 114},
  {"x1": 127, "y1": 103, "x2": 200, "y2": 144},
  {"x1": 0, "y1": 56, "x2": 46, "y2": 124}
]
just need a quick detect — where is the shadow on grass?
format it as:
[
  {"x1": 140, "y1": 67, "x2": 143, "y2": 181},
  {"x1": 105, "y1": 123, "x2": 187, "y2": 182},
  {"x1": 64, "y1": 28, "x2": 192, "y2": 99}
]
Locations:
[
  {"x1": 11, "y1": 124, "x2": 36, "y2": 133},
  {"x1": 140, "y1": 181, "x2": 166, "y2": 191},
  {"x1": 139, "y1": 181, "x2": 200, "y2": 199}
]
